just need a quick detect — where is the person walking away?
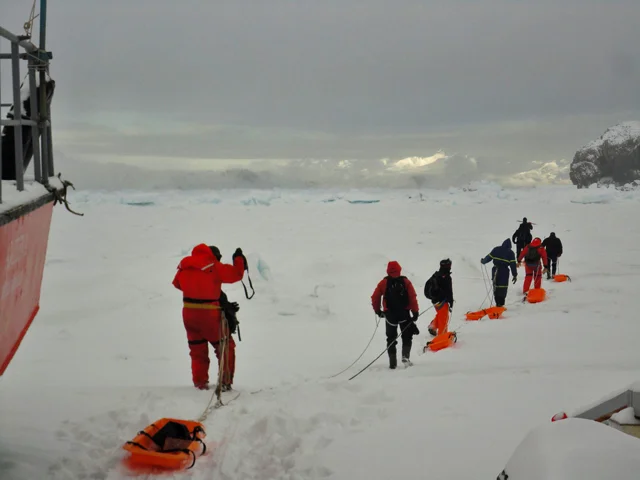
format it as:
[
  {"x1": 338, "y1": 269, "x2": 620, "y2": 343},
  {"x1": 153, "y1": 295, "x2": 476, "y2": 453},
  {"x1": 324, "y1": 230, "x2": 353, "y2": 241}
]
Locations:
[
  {"x1": 512, "y1": 217, "x2": 533, "y2": 259},
  {"x1": 172, "y1": 244, "x2": 247, "y2": 390},
  {"x1": 424, "y1": 259, "x2": 454, "y2": 337},
  {"x1": 371, "y1": 261, "x2": 420, "y2": 369},
  {"x1": 542, "y1": 232, "x2": 563, "y2": 279},
  {"x1": 517, "y1": 238, "x2": 548, "y2": 295},
  {"x1": 480, "y1": 238, "x2": 518, "y2": 307}
]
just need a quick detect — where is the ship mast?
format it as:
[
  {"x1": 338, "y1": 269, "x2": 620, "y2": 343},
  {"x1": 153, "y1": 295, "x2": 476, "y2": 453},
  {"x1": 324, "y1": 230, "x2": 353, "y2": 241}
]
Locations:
[{"x1": 37, "y1": 0, "x2": 52, "y2": 182}]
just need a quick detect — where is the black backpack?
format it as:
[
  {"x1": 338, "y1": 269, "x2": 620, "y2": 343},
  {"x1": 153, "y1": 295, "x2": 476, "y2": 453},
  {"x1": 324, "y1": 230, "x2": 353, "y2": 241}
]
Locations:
[
  {"x1": 385, "y1": 276, "x2": 409, "y2": 311},
  {"x1": 524, "y1": 246, "x2": 541, "y2": 264},
  {"x1": 423, "y1": 272, "x2": 440, "y2": 300}
]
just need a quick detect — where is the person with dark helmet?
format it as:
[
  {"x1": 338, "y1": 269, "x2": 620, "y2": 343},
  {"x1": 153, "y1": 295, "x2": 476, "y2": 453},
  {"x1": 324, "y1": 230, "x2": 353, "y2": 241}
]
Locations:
[
  {"x1": 424, "y1": 258, "x2": 454, "y2": 337},
  {"x1": 542, "y1": 232, "x2": 563, "y2": 279},
  {"x1": 512, "y1": 217, "x2": 533, "y2": 259}
]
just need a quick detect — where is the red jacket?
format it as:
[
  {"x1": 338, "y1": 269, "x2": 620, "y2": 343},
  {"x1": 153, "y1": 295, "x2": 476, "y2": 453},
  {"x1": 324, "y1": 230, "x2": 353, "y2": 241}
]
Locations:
[
  {"x1": 518, "y1": 245, "x2": 548, "y2": 268},
  {"x1": 172, "y1": 244, "x2": 245, "y2": 302},
  {"x1": 371, "y1": 261, "x2": 419, "y2": 313}
]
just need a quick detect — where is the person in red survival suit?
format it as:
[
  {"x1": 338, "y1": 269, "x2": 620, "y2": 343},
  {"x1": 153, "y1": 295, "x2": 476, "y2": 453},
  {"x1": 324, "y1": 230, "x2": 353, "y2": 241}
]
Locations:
[
  {"x1": 371, "y1": 261, "x2": 420, "y2": 369},
  {"x1": 172, "y1": 244, "x2": 246, "y2": 391},
  {"x1": 517, "y1": 237, "x2": 549, "y2": 294}
]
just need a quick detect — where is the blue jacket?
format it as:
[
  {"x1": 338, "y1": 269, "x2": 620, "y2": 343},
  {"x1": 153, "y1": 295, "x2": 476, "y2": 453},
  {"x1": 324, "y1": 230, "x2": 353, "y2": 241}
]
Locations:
[{"x1": 481, "y1": 239, "x2": 518, "y2": 288}]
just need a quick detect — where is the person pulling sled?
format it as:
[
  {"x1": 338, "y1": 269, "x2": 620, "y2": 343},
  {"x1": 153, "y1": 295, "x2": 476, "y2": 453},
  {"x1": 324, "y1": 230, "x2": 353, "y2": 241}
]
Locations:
[
  {"x1": 172, "y1": 244, "x2": 247, "y2": 391},
  {"x1": 424, "y1": 259, "x2": 454, "y2": 337},
  {"x1": 517, "y1": 238, "x2": 548, "y2": 295},
  {"x1": 371, "y1": 261, "x2": 420, "y2": 369},
  {"x1": 480, "y1": 239, "x2": 518, "y2": 307},
  {"x1": 542, "y1": 232, "x2": 563, "y2": 279}
]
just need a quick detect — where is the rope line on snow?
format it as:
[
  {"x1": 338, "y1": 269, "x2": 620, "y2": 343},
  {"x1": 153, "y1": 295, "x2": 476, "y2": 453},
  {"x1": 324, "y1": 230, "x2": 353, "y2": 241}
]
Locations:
[
  {"x1": 327, "y1": 304, "x2": 436, "y2": 379},
  {"x1": 480, "y1": 263, "x2": 494, "y2": 309},
  {"x1": 347, "y1": 320, "x2": 417, "y2": 381},
  {"x1": 327, "y1": 313, "x2": 381, "y2": 379},
  {"x1": 196, "y1": 313, "x2": 230, "y2": 423},
  {"x1": 345, "y1": 305, "x2": 433, "y2": 381}
]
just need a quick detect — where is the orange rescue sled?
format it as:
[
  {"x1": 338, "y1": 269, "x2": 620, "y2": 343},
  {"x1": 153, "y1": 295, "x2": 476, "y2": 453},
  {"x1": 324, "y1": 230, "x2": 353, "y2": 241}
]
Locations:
[
  {"x1": 526, "y1": 288, "x2": 546, "y2": 303},
  {"x1": 424, "y1": 331, "x2": 457, "y2": 352},
  {"x1": 465, "y1": 310, "x2": 486, "y2": 321},
  {"x1": 465, "y1": 306, "x2": 506, "y2": 321},
  {"x1": 553, "y1": 274, "x2": 571, "y2": 283},
  {"x1": 122, "y1": 418, "x2": 207, "y2": 472},
  {"x1": 485, "y1": 306, "x2": 506, "y2": 319}
]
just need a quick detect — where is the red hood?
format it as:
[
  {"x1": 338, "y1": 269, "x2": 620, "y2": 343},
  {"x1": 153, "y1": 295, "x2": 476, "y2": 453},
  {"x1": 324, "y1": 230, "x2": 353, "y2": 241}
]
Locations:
[
  {"x1": 178, "y1": 243, "x2": 216, "y2": 270},
  {"x1": 387, "y1": 261, "x2": 402, "y2": 277}
]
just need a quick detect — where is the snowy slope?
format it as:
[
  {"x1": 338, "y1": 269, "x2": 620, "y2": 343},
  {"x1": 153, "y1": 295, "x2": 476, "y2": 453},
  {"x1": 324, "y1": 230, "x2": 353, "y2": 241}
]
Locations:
[{"x1": 1, "y1": 185, "x2": 640, "y2": 479}]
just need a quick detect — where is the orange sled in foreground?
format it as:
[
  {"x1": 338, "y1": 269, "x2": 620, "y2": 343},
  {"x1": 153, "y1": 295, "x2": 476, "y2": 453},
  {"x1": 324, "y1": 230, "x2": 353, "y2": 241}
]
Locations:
[
  {"x1": 122, "y1": 418, "x2": 207, "y2": 473},
  {"x1": 526, "y1": 288, "x2": 546, "y2": 304},
  {"x1": 424, "y1": 331, "x2": 457, "y2": 352}
]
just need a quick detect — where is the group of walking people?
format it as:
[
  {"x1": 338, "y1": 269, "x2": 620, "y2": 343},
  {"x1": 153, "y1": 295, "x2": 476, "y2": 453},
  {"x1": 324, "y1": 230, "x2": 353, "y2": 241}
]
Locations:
[
  {"x1": 170, "y1": 218, "x2": 565, "y2": 384},
  {"x1": 482, "y1": 218, "x2": 564, "y2": 306},
  {"x1": 370, "y1": 218, "x2": 564, "y2": 370}
]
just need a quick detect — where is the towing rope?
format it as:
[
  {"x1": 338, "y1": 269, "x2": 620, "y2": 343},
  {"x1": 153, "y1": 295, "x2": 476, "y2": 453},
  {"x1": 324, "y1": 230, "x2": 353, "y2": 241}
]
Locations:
[
  {"x1": 327, "y1": 313, "x2": 381, "y2": 379},
  {"x1": 46, "y1": 173, "x2": 84, "y2": 216}
]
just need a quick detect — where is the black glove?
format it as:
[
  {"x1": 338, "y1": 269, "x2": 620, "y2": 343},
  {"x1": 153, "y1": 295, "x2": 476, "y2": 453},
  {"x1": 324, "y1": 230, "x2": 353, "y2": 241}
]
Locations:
[
  {"x1": 512, "y1": 276, "x2": 517, "y2": 284},
  {"x1": 411, "y1": 322, "x2": 420, "y2": 336},
  {"x1": 411, "y1": 310, "x2": 419, "y2": 322},
  {"x1": 448, "y1": 302, "x2": 453, "y2": 313},
  {"x1": 227, "y1": 301, "x2": 240, "y2": 313},
  {"x1": 375, "y1": 310, "x2": 384, "y2": 318},
  {"x1": 233, "y1": 248, "x2": 248, "y2": 270}
]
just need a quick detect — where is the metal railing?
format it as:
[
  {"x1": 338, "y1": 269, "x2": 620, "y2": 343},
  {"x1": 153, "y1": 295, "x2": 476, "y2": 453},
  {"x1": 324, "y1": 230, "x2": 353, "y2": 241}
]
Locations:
[{"x1": 0, "y1": 9, "x2": 54, "y2": 205}]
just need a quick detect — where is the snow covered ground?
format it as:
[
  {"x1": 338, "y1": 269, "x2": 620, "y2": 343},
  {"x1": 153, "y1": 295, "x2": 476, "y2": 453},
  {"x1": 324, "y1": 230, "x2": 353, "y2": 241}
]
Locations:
[{"x1": 2, "y1": 183, "x2": 640, "y2": 479}]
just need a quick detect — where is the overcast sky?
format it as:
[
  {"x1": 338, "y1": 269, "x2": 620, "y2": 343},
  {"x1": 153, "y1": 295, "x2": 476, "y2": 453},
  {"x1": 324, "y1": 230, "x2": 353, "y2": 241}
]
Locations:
[{"x1": 2, "y1": 0, "x2": 640, "y2": 176}]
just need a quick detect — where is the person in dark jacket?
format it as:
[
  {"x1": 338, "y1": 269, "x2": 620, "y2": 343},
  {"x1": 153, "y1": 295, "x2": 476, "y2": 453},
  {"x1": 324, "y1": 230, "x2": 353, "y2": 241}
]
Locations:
[
  {"x1": 541, "y1": 232, "x2": 563, "y2": 278},
  {"x1": 512, "y1": 217, "x2": 533, "y2": 258},
  {"x1": 424, "y1": 258, "x2": 454, "y2": 337},
  {"x1": 480, "y1": 238, "x2": 518, "y2": 307},
  {"x1": 371, "y1": 261, "x2": 420, "y2": 369}
]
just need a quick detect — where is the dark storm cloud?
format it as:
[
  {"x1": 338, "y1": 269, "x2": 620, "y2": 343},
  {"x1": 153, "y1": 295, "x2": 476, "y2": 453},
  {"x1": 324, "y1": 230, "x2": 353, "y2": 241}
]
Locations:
[{"x1": 3, "y1": 0, "x2": 640, "y2": 169}]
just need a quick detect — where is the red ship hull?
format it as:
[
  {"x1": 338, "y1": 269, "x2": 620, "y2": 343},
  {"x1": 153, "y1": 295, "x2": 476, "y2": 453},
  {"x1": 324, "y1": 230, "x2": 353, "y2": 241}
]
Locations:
[{"x1": 0, "y1": 198, "x2": 54, "y2": 376}]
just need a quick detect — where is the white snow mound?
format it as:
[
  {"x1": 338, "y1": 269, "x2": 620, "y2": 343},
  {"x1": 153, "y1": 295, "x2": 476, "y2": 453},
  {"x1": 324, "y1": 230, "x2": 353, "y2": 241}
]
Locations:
[{"x1": 500, "y1": 417, "x2": 640, "y2": 480}]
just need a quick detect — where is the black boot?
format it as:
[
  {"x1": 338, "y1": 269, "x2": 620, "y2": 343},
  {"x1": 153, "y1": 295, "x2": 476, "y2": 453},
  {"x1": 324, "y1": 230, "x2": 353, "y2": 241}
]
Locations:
[
  {"x1": 401, "y1": 343, "x2": 411, "y2": 362},
  {"x1": 389, "y1": 354, "x2": 397, "y2": 369}
]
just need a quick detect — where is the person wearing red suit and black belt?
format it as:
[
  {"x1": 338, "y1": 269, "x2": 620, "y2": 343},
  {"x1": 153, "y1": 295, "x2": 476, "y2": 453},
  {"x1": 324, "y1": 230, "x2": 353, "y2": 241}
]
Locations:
[{"x1": 172, "y1": 244, "x2": 246, "y2": 391}]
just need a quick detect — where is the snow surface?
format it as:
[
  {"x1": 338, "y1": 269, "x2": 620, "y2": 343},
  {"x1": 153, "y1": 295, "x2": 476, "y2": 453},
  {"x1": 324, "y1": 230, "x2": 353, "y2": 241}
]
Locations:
[
  {"x1": 611, "y1": 407, "x2": 640, "y2": 426},
  {"x1": 2, "y1": 185, "x2": 640, "y2": 479},
  {"x1": 500, "y1": 417, "x2": 640, "y2": 480},
  {"x1": 0, "y1": 177, "x2": 59, "y2": 214}
]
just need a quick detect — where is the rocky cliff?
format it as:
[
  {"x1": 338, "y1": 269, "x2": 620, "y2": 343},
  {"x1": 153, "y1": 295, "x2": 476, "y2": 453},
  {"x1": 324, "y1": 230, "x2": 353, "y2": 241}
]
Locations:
[{"x1": 570, "y1": 122, "x2": 640, "y2": 188}]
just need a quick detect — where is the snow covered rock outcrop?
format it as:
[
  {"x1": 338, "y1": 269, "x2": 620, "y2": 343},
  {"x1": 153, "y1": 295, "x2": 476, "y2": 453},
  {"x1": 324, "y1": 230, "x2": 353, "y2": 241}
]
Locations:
[{"x1": 570, "y1": 122, "x2": 640, "y2": 188}]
